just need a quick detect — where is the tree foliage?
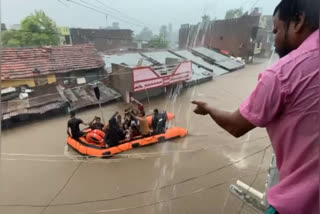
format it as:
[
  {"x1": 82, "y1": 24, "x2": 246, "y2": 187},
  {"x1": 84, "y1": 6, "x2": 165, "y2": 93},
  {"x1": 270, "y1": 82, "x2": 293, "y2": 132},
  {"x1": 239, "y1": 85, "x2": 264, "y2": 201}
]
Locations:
[
  {"x1": 148, "y1": 36, "x2": 169, "y2": 49},
  {"x1": 225, "y1": 8, "x2": 244, "y2": 19},
  {"x1": 135, "y1": 27, "x2": 153, "y2": 41},
  {"x1": 159, "y1": 25, "x2": 169, "y2": 40},
  {"x1": 202, "y1": 15, "x2": 211, "y2": 23},
  {"x1": 1, "y1": 10, "x2": 60, "y2": 47}
]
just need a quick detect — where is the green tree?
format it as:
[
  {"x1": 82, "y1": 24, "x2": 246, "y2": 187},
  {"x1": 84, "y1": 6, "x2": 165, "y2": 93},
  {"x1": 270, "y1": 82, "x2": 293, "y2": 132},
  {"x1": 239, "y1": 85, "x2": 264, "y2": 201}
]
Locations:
[
  {"x1": 225, "y1": 8, "x2": 244, "y2": 19},
  {"x1": 2, "y1": 10, "x2": 60, "y2": 47},
  {"x1": 202, "y1": 15, "x2": 211, "y2": 23},
  {"x1": 159, "y1": 25, "x2": 168, "y2": 40},
  {"x1": 135, "y1": 27, "x2": 153, "y2": 41},
  {"x1": 148, "y1": 36, "x2": 169, "y2": 49}
]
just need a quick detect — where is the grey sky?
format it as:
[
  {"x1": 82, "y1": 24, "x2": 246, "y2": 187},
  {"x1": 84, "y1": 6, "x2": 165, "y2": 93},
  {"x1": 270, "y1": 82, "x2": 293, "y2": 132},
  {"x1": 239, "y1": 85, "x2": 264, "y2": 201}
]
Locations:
[{"x1": 2, "y1": 0, "x2": 279, "y2": 34}]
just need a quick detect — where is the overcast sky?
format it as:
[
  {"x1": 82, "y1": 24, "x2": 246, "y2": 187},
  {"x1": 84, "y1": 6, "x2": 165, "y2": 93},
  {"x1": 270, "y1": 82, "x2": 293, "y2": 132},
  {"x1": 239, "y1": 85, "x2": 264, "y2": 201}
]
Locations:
[{"x1": 2, "y1": 0, "x2": 279, "y2": 34}]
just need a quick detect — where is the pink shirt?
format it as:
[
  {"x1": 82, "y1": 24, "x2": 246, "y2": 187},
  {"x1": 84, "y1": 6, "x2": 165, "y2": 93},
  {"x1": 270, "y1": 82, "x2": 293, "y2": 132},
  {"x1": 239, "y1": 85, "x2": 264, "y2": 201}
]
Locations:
[{"x1": 240, "y1": 30, "x2": 319, "y2": 214}]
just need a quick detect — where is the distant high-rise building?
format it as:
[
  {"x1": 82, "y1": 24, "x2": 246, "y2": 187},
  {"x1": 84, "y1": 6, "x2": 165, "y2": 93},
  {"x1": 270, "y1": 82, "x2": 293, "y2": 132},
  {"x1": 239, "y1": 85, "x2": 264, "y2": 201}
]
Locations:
[
  {"x1": 1, "y1": 23, "x2": 7, "y2": 31},
  {"x1": 11, "y1": 24, "x2": 21, "y2": 30}
]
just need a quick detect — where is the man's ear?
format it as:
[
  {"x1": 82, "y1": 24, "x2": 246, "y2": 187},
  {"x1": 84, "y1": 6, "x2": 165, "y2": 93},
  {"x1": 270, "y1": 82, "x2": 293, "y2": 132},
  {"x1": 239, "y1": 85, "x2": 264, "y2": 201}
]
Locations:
[{"x1": 293, "y1": 13, "x2": 306, "y2": 33}]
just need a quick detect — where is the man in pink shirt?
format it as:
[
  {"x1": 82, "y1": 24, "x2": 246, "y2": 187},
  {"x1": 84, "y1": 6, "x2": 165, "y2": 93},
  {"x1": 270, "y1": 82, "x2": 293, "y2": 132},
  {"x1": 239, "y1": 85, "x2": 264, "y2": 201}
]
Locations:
[{"x1": 192, "y1": 0, "x2": 319, "y2": 213}]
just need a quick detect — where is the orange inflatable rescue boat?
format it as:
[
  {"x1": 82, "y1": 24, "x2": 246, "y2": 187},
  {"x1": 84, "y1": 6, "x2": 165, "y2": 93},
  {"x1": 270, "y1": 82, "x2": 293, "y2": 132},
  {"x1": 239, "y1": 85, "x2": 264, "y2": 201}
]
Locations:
[{"x1": 67, "y1": 112, "x2": 188, "y2": 158}]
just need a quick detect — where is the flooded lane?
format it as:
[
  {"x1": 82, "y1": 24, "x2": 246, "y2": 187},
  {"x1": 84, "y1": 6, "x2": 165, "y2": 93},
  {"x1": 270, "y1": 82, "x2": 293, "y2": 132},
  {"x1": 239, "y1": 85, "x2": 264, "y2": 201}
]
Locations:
[{"x1": 1, "y1": 60, "x2": 273, "y2": 214}]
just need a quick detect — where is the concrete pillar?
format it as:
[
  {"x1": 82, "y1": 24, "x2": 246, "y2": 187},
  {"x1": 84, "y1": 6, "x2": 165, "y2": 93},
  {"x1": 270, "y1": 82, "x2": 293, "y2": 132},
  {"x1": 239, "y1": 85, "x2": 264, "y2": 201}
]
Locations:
[{"x1": 125, "y1": 91, "x2": 130, "y2": 103}]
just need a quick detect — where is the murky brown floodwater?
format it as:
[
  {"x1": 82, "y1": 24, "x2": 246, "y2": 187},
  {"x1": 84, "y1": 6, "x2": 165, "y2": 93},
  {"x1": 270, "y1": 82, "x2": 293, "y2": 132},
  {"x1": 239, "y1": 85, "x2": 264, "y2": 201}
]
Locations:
[{"x1": 1, "y1": 59, "x2": 275, "y2": 214}]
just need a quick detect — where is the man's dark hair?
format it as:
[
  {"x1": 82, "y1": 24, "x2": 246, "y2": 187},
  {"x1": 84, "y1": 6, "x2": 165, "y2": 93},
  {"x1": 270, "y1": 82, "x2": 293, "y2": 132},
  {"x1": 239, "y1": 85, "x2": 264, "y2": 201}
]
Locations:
[
  {"x1": 154, "y1": 109, "x2": 159, "y2": 114},
  {"x1": 70, "y1": 111, "x2": 75, "y2": 117},
  {"x1": 273, "y1": 0, "x2": 319, "y2": 31}
]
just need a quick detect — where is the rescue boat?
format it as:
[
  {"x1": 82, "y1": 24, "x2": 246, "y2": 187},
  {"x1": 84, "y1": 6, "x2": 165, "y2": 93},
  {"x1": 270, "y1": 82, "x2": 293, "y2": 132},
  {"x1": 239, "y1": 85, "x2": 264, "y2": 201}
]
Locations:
[{"x1": 67, "y1": 112, "x2": 188, "y2": 158}]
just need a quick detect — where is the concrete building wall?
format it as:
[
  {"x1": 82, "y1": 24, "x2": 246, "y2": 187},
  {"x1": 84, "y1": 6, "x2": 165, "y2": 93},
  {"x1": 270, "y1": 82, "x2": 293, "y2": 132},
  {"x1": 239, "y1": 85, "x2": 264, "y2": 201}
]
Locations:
[
  {"x1": 179, "y1": 15, "x2": 261, "y2": 60},
  {"x1": 47, "y1": 74, "x2": 57, "y2": 84},
  {"x1": 110, "y1": 64, "x2": 167, "y2": 102},
  {"x1": 70, "y1": 28, "x2": 134, "y2": 52},
  {"x1": 2, "y1": 74, "x2": 57, "y2": 89},
  {"x1": 2, "y1": 78, "x2": 36, "y2": 88},
  {"x1": 55, "y1": 68, "x2": 104, "y2": 87},
  {"x1": 133, "y1": 88, "x2": 165, "y2": 101},
  {"x1": 205, "y1": 16, "x2": 260, "y2": 59},
  {"x1": 110, "y1": 64, "x2": 133, "y2": 102},
  {"x1": 1, "y1": 23, "x2": 6, "y2": 31}
]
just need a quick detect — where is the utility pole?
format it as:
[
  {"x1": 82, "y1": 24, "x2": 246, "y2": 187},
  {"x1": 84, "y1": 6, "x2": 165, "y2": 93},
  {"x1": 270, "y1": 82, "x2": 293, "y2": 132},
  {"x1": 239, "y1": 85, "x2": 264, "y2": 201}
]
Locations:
[{"x1": 105, "y1": 15, "x2": 108, "y2": 28}]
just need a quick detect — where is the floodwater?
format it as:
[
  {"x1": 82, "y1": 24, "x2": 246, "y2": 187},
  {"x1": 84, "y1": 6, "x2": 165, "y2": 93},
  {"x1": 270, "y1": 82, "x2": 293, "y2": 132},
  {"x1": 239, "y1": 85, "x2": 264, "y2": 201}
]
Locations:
[{"x1": 1, "y1": 59, "x2": 275, "y2": 214}]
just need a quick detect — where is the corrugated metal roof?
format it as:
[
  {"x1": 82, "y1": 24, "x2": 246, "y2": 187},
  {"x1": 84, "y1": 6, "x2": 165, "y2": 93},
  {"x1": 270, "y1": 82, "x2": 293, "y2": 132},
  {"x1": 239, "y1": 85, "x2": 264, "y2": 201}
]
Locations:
[
  {"x1": 191, "y1": 47, "x2": 245, "y2": 71},
  {"x1": 103, "y1": 53, "x2": 152, "y2": 69},
  {"x1": 1, "y1": 84, "x2": 68, "y2": 120},
  {"x1": 173, "y1": 50, "x2": 229, "y2": 76},
  {"x1": 2, "y1": 102, "x2": 66, "y2": 120},
  {"x1": 62, "y1": 82, "x2": 121, "y2": 111},
  {"x1": 189, "y1": 66, "x2": 213, "y2": 81},
  {"x1": 142, "y1": 51, "x2": 181, "y2": 65}
]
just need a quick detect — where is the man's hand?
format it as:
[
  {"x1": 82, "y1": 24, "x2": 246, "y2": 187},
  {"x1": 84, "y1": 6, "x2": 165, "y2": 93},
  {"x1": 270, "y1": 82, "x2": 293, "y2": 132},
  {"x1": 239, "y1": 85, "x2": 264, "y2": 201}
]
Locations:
[
  {"x1": 191, "y1": 101, "x2": 256, "y2": 138},
  {"x1": 191, "y1": 101, "x2": 210, "y2": 115}
]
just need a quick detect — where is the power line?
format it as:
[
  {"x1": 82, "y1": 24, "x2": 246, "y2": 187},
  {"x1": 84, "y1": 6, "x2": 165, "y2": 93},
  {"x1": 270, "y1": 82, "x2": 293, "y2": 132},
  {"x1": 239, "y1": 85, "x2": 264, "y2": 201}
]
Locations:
[
  {"x1": 77, "y1": 0, "x2": 143, "y2": 27},
  {"x1": 94, "y1": 0, "x2": 150, "y2": 27},
  {"x1": 66, "y1": 0, "x2": 144, "y2": 27},
  {"x1": 57, "y1": 0, "x2": 69, "y2": 7}
]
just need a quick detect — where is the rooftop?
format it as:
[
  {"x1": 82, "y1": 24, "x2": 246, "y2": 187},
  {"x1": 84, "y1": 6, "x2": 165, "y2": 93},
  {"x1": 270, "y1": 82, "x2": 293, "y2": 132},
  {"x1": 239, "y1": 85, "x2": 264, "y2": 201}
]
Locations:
[
  {"x1": 103, "y1": 48, "x2": 243, "y2": 77},
  {"x1": 1, "y1": 44, "x2": 105, "y2": 80},
  {"x1": 191, "y1": 47, "x2": 245, "y2": 71}
]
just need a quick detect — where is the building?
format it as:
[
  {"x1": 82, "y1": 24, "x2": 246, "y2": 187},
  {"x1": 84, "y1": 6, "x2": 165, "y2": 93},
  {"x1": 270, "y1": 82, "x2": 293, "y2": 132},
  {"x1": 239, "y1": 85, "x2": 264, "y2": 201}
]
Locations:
[
  {"x1": 1, "y1": 23, "x2": 6, "y2": 31},
  {"x1": 255, "y1": 16, "x2": 274, "y2": 57},
  {"x1": 58, "y1": 26, "x2": 72, "y2": 45},
  {"x1": 70, "y1": 28, "x2": 134, "y2": 52},
  {"x1": 1, "y1": 44, "x2": 105, "y2": 89},
  {"x1": 105, "y1": 22, "x2": 120, "y2": 30},
  {"x1": 10, "y1": 24, "x2": 21, "y2": 30},
  {"x1": 1, "y1": 83, "x2": 69, "y2": 125},
  {"x1": 1, "y1": 44, "x2": 122, "y2": 124},
  {"x1": 103, "y1": 47, "x2": 244, "y2": 102},
  {"x1": 179, "y1": 14, "x2": 274, "y2": 62},
  {"x1": 110, "y1": 57, "x2": 192, "y2": 103}
]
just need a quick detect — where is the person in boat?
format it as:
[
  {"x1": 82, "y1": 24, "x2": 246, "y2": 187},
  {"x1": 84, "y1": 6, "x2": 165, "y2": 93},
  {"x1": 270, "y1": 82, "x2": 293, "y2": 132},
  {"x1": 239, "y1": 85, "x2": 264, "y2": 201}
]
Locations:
[
  {"x1": 152, "y1": 109, "x2": 160, "y2": 131},
  {"x1": 105, "y1": 112, "x2": 125, "y2": 147},
  {"x1": 116, "y1": 114, "x2": 123, "y2": 129},
  {"x1": 89, "y1": 116, "x2": 104, "y2": 130},
  {"x1": 124, "y1": 121, "x2": 140, "y2": 142},
  {"x1": 67, "y1": 111, "x2": 88, "y2": 140},
  {"x1": 192, "y1": 1, "x2": 319, "y2": 213},
  {"x1": 130, "y1": 97, "x2": 144, "y2": 115},
  {"x1": 152, "y1": 109, "x2": 167, "y2": 135},
  {"x1": 124, "y1": 108, "x2": 138, "y2": 128},
  {"x1": 131, "y1": 110, "x2": 152, "y2": 137}
]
